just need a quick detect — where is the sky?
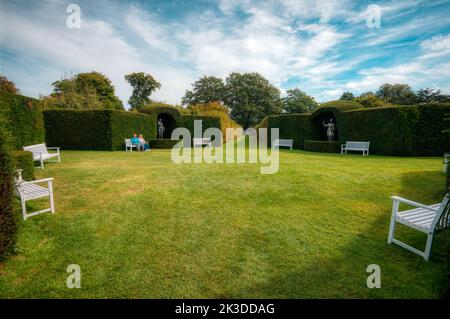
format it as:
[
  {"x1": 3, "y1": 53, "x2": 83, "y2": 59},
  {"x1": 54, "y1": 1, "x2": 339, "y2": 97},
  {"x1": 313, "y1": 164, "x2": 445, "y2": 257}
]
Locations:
[{"x1": 1, "y1": 0, "x2": 450, "y2": 107}]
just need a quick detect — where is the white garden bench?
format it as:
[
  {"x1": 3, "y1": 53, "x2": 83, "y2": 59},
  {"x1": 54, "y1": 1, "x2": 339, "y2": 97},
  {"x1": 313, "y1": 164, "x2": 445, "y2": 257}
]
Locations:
[
  {"x1": 193, "y1": 138, "x2": 212, "y2": 147},
  {"x1": 23, "y1": 143, "x2": 60, "y2": 169},
  {"x1": 273, "y1": 139, "x2": 293, "y2": 150},
  {"x1": 15, "y1": 170, "x2": 55, "y2": 220},
  {"x1": 125, "y1": 139, "x2": 139, "y2": 152},
  {"x1": 341, "y1": 141, "x2": 370, "y2": 156},
  {"x1": 388, "y1": 193, "x2": 450, "y2": 261}
]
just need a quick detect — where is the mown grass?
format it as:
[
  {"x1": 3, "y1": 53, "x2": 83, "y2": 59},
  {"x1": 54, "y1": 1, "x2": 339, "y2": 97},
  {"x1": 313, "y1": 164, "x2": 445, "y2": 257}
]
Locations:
[{"x1": 0, "y1": 148, "x2": 448, "y2": 298}]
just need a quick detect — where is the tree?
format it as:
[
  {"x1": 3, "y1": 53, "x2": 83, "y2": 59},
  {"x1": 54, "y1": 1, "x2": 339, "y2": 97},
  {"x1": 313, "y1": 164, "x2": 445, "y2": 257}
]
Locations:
[
  {"x1": 417, "y1": 88, "x2": 450, "y2": 104},
  {"x1": 282, "y1": 88, "x2": 318, "y2": 113},
  {"x1": 0, "y1": 75, "x2": 19, "y2": 94},
  {"x1": 125, "y1": 72, "x2": 161, "y2": 111},
  {"x1": 339, "y1": 92, "x2": 355, "y2": 101},
  {"x1": 224, "y1": 72, "x2": 282, "y2": 129},
  {"x1": 42, "y1": 72, "x2": 123, "y2": 110},
  {"x1": 182, "y1": 76, "x2": 225, "y2": 106},
  {"x1": 73, "y1": 72, "x2": 123, "y2": 109},
  {"x1": 376, "y1": 83, "x2": 417, "y2": 105},
  {"x1": 355, "y1": 92, "x2": 389, "y2": 108}
]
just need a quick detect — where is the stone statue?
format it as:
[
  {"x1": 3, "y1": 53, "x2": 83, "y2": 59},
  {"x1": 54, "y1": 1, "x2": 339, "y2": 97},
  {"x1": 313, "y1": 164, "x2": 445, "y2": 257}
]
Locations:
[
  {"x1": 157, "y1": 119, "x2": 165, "y2": 139},
  {"x1": 323, "y1": 118, "x2": 336, "y2": 141}
]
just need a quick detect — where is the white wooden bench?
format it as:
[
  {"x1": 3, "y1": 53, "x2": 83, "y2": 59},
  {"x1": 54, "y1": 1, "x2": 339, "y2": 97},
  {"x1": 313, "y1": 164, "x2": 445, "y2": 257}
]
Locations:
[
  {"x1": 125, "y1": 139, "x2": 139, "y2": 152},
  {"x1": 23, "y1": 143, "x2": 60, "y2": 169},
  {"x1": 273, "y1": 139, "x2": 293, "y2": 150},
  {"x1": 341, "y1": 141, "x2": 370, "y2": 156},
  {"x1": 388, "y1": 193, "x2": 450, "y2": 261},
  {"x1": 193, "y1": 138, "x2": 212, "y2": 147},
  {"x1": 15, "y1": 170, "x2": 55, "y2": 220}
]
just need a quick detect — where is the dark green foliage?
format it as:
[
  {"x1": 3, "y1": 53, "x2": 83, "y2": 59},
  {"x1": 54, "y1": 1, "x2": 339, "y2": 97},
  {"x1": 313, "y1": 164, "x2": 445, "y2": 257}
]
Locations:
[
  {"x1": 263, "y1": 104, "x2": 450, "y2": 156},
  {"x1": 282, "y1": 88, "x2": 318, "y2": 113},
  {"x1": 224, "y1": 72, "x2": 282, "y2": 129},
  {"x1": 376, "y1": 83, "x2": 417, "y2": 105},
  {"x1": 268, "y1": 114, "x2": 317, "y2": 149},
  {"x1": 149, "y1": 139, "x2": 181, "y2": 149},
  {"x1": 304, "y1": 140, "x2": 342, "y2": 153},
  {"x1": 180, "y1": 115, "x2": 222, "y2": 138},
  {"x1": 318, "y1": 100, "x2": 363, "y2": 111},
  {"x1": 125, "y1": 72, "x2": 161, "y2": 111},
  {"x1": 0, "y1": 93, "x2": 45, "y2": 149},
  {"x1": 43, "y1": 72, "x2": 123, "y2": 110},
  {"x1": 340, "y1": 92, "x2": 355, "y2": 101},
  {"x1": 11, "y1": 150, "x2": 34, "y2": 180},
  {"x1": 43, "y1": 110, "x2": 155, "y2": 151},
  {"x1": 182, "y1": 76, "x2": 225, "y2": 106},
  {"x1": 0, "y1": 125, "x2": 17, "y2": 259}
]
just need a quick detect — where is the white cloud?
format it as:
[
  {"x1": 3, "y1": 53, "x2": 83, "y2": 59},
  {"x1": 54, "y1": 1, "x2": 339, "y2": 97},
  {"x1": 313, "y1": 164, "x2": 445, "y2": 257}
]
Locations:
[{"x1": 420, "y1": 34, "x2": 450, "y2": 59}]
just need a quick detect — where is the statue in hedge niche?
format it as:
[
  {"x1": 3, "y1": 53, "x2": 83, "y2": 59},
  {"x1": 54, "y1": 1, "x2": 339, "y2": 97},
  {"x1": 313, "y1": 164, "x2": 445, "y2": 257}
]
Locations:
[
  {"x1": 157, "y1": 119, "x2": 165, "y2": 139},
  {"x1": 323, "y1": 118, "x2": 336, "y2": 141}
]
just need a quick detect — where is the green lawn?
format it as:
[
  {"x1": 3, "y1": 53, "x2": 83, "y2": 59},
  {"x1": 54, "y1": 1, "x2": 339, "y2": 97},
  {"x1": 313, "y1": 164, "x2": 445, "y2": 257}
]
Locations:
[{"x1": 0, "y1": 149, "x2": 448, "y2": 298}]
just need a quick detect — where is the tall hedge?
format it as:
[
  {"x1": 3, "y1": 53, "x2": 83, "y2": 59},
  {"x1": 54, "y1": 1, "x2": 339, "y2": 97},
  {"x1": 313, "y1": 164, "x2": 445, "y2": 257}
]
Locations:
[
  {"x1": 0, "y1": 125, "x2": 17, "y2": 259},
  {"x1": 11, "y1": 150, "x2": 34, "y2": 180},
  {"x1": 180, "y1": 115, "x2": 222, "y2": 138},
  {"x1": 43, "y1": 110, "x2": 155, "y2": 151},
  {"x1": 0, "y1": 93, "x2": 45, "y2": 149},
  {"x1": 268, "y1": 114, "x2": 318, "y2": 149},
  {"x1": 264, "y1": 104, "x2": 450, "y2": 156}
]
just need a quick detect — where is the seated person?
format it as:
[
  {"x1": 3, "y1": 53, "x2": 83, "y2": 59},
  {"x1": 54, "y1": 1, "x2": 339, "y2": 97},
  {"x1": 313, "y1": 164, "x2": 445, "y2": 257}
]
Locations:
[
  {"x1": 131, "y1": 133, "x2": 140, "y2": 150},
  {"x1": 138, "y1": 134, "x2": 150, "y2": 151}
]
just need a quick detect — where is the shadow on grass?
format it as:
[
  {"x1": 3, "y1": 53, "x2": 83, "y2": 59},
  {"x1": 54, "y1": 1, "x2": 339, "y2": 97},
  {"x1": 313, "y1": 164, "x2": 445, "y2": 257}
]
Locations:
[{"x1": 232, "y1": 170, "x2": 449, "y2": 298}]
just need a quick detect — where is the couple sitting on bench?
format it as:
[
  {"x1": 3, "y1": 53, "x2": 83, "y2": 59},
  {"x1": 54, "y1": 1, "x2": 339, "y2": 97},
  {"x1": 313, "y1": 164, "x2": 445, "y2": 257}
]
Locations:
[{"x1": 131, "y1": 133, "x2": 150, "y2": 151}]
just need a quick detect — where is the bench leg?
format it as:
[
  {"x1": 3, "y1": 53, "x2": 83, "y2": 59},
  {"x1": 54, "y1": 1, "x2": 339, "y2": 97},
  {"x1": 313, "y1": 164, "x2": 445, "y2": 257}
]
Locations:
[
  {"x1": 424, "y1": 233, "x2": 434, "y2": 261},
  {"x1": 57, "y1": 150, "x2": 61, "y2": 163},
  {"x1": 21, "y1": 199, "x2": 28, "y2": 221},
  {"x1": 387, "y1": 201, "x2": 398, "y2": 244},
  {"x1": 48, "y1": 180, "x2": 55, "y2": 213}
]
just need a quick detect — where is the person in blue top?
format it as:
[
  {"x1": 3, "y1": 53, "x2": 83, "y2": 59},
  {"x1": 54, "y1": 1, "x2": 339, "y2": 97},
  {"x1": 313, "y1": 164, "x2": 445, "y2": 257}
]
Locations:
[{"x1": 131, "y1": 133, "x2": 140, "y2": 150}]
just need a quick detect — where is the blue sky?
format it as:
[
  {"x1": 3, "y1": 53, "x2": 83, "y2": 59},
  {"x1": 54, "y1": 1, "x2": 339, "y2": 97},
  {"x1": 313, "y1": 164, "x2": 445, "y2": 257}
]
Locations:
[{"x1": 1, "y1": 0, "x2": 450, "y2": 107}]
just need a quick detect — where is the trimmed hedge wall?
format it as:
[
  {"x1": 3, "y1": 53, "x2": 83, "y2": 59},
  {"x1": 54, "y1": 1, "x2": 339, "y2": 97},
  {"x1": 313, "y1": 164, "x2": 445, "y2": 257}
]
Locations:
[
  {"x1": 149, "y1": 139, "x2": 181, "y2": 149},
  {"x1": 0, "y1": 125, "x2": 17, "y2": 260},
  {"x1": 11, "y1": 150, "x2": 34, "y2": 180},
  {"x1": 0, "y1": 93, "x2": 45, "y2": 149},
  {"x1": 43, "y1": 110, "x2": 155, "y2": 151},
  {"x1": 265, "y1": 104, "x2": 450, "y2": 156},
  {"x1": 268, "y1": 114, "x2": 318, "y2": 149},
  {"x1": 304, "y1": 140, "x2": 342, "y2": 153},
  {"x1": 180, "y1": 115, "x2": 222, "y2": 139}
]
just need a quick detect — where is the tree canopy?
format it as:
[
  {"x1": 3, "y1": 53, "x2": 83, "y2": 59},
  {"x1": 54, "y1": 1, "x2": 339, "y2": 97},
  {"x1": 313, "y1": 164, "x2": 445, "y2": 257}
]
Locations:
[
  {"x1": 0, "y1": 75, "x2": 19, "y2": 94},
  {"x1": 182, "y1": 76, "x2": 225, "y2": 106},
  {"x1": 125, "y1": 72, "x2": 161, "y2": 111},
  {"x1": 282, "y1": 88, "x2": 318, "y2": 113},
  {"x1": 224, "y1": 72, "x2": 282, "y2": 129},
  {"x1": 41, "y1": 72, "x2": 123, "y2": 110}
]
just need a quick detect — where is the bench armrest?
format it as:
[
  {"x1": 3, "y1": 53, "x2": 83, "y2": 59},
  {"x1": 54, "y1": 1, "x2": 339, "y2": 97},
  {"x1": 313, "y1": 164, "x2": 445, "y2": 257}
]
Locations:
[
  {"x1": 390, "y1": 196, "x2": 439, "y2": 212},
  {"x1": 21, "y1": 177, "x2": 54, "y2": 185}
]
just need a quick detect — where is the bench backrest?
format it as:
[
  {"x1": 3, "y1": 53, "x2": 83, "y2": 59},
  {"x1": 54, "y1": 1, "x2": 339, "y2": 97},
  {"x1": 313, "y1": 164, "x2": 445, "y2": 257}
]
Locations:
[
  {"x1": 23, "y1": 143, "x2": 48, "y2": 156},
  {"x1": 124, "y1": 139, "x2": 132, "y2": 146},
  {"x1": 346, "y1": 141, "x2": 369, "y2": 149},
  {"x1": 432, "y1": 193, "x2": 450, "y2": 232},
  {"x1": 274, "y1": 139, "x2": 293, "y2": 146}
]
